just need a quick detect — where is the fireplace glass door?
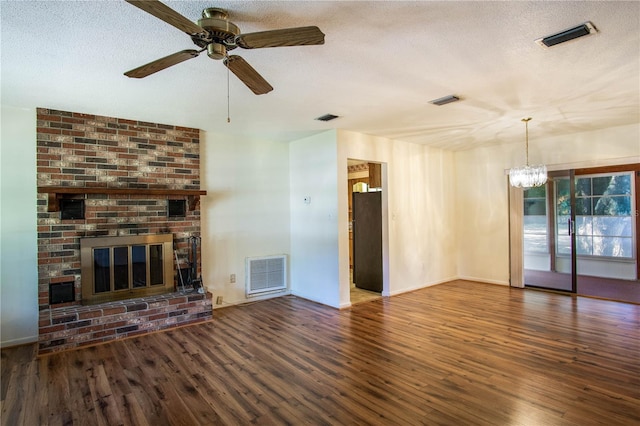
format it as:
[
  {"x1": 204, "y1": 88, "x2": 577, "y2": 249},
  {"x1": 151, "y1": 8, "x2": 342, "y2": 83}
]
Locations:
[{"x1": 81, "y1": 234, "x2": 174, "y2": 304}]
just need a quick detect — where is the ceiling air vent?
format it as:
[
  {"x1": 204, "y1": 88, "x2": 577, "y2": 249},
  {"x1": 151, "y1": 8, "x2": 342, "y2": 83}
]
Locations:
[
  {"x1": 315, "y1": 113, "x2": 339, "y2": 122},
  {"x1": 429, "y1": 95, "x2": 460, "y2": 106},
  {"x1": 535, "y1": 21, "x2": 597, "y2": 48}
]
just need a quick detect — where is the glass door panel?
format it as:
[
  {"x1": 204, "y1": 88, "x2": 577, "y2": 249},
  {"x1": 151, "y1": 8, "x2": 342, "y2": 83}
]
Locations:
[
  {"x1": 574, "y1": 171, "x2": 639, "y2": 301},
  {"x1": 523, "y1": 171, "x2": 575, "y2": 291},
  {"x1": 551, "y1": 173, "x2": 576, "y2": 291}
]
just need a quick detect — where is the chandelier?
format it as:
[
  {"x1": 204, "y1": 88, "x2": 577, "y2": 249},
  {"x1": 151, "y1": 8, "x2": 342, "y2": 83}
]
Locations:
[{"x1": 509, "y1": 117, "x2": 547, "y2": 188}]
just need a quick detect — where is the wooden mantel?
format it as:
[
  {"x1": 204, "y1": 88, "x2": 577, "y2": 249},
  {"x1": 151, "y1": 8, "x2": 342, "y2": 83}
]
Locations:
[{"x1": 38, "y1": 186, "x2": 207, "y2": 212}]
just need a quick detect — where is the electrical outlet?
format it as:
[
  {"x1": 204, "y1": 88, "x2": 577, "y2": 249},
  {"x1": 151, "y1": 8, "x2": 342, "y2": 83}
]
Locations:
[
  {"x1": 230, "y1": 273, "x2": 236, "y2": 283},
  {"x1": 216, "y1": 296, "x2": 223, "y2": 305}
]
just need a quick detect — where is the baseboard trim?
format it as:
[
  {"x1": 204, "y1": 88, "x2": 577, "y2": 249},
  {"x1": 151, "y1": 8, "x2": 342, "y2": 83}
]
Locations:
[
  {"x1": 388, "y1": 276, "x2": 459, "y2": 296},
  {"x1": 457, "y1": 276, "x2": 509, "y2": 286},
  {"x1": 1, "y1": 335, "x2": 38, "y2": 349}
]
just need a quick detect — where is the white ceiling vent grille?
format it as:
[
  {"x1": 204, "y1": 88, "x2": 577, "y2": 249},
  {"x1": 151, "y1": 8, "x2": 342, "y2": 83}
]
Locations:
[
  {"x1": 246, "y1": 255, "x2": 287, "y2": 297},
  {"x1": 315, "y1": 113, "x2": 339, "y2": 122},
  {"x1": 535, "y1": 21, "x2": 597, "y2": 48},
  {"x1": 429, "y1": 95, "x2": 460, "y2": 106}
]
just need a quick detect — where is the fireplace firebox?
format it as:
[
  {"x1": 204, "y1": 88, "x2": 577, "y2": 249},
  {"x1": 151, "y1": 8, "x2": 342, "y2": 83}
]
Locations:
[{"x1": 80, "y1": 234, "x2": 174, "y2": 305}]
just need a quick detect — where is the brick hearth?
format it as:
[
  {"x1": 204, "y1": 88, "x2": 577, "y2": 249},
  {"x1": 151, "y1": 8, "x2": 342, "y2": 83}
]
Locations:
[{"x1": 38, "y1": 291, "x2": 212, "y2": 354}]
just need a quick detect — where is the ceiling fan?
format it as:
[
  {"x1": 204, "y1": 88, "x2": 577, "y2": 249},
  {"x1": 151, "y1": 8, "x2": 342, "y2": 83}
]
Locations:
[{"x1": 123, "y1": 0, "x2": 325, "y2": 95}]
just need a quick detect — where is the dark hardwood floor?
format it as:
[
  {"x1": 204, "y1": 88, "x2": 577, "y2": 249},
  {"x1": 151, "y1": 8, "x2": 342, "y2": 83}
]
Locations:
[{"x1": 2, "y1": 280, "x2": 639, "y2": 425}]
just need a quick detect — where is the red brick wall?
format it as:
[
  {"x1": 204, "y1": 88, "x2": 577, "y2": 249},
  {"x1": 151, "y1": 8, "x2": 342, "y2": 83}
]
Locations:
[
  {"x1": 36, "y1": 108, "x2": 211, "y2": 352},
  {"x1": 37, "y1": 108, "x2": 202, "y2": 307}
]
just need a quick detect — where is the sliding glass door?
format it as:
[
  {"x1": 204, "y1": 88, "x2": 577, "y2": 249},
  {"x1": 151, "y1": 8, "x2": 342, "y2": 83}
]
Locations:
[{"x1": 521, "y1": 165, "x2": 640, "y2": 303}]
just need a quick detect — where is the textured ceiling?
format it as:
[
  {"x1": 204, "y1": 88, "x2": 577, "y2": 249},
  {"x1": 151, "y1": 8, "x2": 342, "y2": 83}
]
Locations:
[{"x1": 2, "y1": 1, "x2": 639, "y2": 150}]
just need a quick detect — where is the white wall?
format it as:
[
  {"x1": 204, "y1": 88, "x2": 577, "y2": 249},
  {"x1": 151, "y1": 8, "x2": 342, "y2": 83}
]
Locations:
[
  {"x1": 200, "y1": 132, "x2": 291, "y2": 307},
  {"x1": 337, "y1": 130, "x2": 458, "y2": 305},
  {"x1": 289, "y1": 131, "x2": 342, "y2": 307},
  {"x1": 455, "y1": 123, "x2": 640, "y2": 286},
  {"x1": 1, "y1": 106, "x2": 38, "y2": 347},
  {"x1": 1, "y1": 101, "x2": 636, "y2": 346}
]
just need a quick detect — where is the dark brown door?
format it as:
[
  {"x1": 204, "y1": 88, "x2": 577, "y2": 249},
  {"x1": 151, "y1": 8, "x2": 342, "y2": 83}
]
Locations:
[{"x1": 352, "y1": 191, "x2": 383, "y2": 292}]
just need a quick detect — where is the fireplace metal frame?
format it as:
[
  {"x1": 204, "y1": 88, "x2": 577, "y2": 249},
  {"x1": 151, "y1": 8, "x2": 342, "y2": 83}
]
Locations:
[{"x1": 80, "y1": 234, "x2": 175, "y2": 305}]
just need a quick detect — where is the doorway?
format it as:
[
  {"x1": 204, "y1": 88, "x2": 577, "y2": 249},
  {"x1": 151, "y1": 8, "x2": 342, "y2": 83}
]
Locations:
[
  {"x1": 518, "y1": 164, "x2": 640, "y2": 303},
  {"x1": 347, "y1": 160, "x2": 383, "y2": 304}
]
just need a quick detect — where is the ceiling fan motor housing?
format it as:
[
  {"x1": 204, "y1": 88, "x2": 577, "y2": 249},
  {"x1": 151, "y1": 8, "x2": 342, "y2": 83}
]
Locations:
[{"x1": 194, "y1": 7, "x2": 240, "y2": 56}]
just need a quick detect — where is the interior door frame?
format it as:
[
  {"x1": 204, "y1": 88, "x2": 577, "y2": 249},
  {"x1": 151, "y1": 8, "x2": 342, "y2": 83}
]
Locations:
[{"x1": 345, "y1": 159, "x2": 390, "y2": 302}]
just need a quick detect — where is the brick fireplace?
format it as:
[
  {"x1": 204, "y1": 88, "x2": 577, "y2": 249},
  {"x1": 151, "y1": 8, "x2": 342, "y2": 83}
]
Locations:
[{"x1": 36, "y1": 108, "x2": 212, "y2": 354}]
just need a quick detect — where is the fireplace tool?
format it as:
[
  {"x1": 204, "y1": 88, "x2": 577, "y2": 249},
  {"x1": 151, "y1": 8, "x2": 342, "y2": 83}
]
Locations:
[
  {"x1": 174, "y1": 250, "x2": 189, "y2": 293},
  {"x1": 189, "y1": 235, "x2": 205, "y2": 294}
]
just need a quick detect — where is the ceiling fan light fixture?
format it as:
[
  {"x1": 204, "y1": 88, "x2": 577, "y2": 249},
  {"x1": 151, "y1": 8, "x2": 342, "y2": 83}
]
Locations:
[
  {"x1": 207, "y1": 43, "x2": 227, "y2": 60},
  {"x1": 315, "y1": 114, "x2": 339, "y2": 122},
  {"x1": 535, "y1": 21, "x2": 597, "y2": 48},
  {"x1": 430, "y1": 95, "x2": 460, "y2": 106}
]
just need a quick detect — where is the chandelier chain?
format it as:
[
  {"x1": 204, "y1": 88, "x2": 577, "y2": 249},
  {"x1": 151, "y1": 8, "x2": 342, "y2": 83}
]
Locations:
[{"x1": 522, "y1": 117, "x2": 531, "y2": 166}]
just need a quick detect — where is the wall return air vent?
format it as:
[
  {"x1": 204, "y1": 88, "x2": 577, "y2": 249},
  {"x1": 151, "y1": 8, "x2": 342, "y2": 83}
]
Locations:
[
  {"x1": 535, "y1": 21, "x2": 597, "y2": 48},
  {"x1": 246, "y1": 255, "x2": 287, "y2": 297}
]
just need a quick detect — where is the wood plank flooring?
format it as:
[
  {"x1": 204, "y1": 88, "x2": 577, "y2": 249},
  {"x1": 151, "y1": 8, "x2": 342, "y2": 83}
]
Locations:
[{"x1": 2, "y1": 280, "x2": 639, "y2": 425}]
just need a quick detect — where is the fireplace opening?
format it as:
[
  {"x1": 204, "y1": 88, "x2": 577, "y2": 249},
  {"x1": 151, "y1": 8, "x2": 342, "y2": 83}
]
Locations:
[{"x1": 81, "y1": 234, "x2": 175, "y2": 305}]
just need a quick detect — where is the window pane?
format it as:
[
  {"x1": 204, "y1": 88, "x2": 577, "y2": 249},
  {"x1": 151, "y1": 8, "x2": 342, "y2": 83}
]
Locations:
[
  {"x1": 575, "y1": 178, "x2": 591, "y2": 196},
  {"x1": 113, "y1": 246, "x2": 129, "y2": 291},
  {"x1": 524, "y1": 216, "x2": 547, "y2": 233},
  {"x1": 132, "y1": 245, "x2": 147, "y2": 288},
  {"x1": 593, "y1": 216, "x2": 633, "y2": 237},
  {"x1": 592, "y1": 176, "x2": 611, "y2": 196},
  {"x1": 524, "y1": 215, "x2": 548, "y2": 253},
  {"x1": 524, "y1": 234, "x2": 548, "y2": 253},
  {"x1": 593, "y1": 175, "x2": 630, "y2": 196},
  {"x1": 93, "y1": 248, "x2": 111, "y2": 293},
  {"x1": 557, "y1": 235, "x2": 571, "y2": 255},
  {"x1": 524, "y1": 199, "x2": 546, "y2": 215},
  {"x1": 557, "y1": 215, "x2": 570, "y2": 235},
  {"x1": 575, "y1": 216, "x2": 592, "y2": 236},
  {"x1": 575, "y1": 197, "x2": 592, "y2": 215},
  {"x1": 524, "y1": 186, "x2": 546, "y2": 198},
  {"x1": 556, "y1": 180, "x2": 571, "y2": 216},
  {"x1": 593, "y1": 195, "x2": 631, "y2": 216},
  {"x1": 576, "y1": 236, "x2": 593, "y2": 255},
  {"x1": 593, "y1": 237, "x2": 633, "y2": 258}
]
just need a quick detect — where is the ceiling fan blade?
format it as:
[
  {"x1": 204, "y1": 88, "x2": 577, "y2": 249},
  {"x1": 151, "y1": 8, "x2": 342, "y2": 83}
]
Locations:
[
  {"x1": 125, "y1": 50, "x2": 200, "y2": 78},
  {"x1": 125, "y1": 0, "x2": 205, "y2": 35},
  {"x1": 223, "y1": 55, "x2": 273, "y2": 95},
  {"x1": 235, "y1": 26, "x2": 325, "y2": 49}
]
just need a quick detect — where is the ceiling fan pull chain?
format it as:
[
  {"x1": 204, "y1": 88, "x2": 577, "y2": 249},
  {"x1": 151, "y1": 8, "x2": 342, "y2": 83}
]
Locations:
[{"x1": 226, "y1": 54, "x2": 231, "y2": 123}]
